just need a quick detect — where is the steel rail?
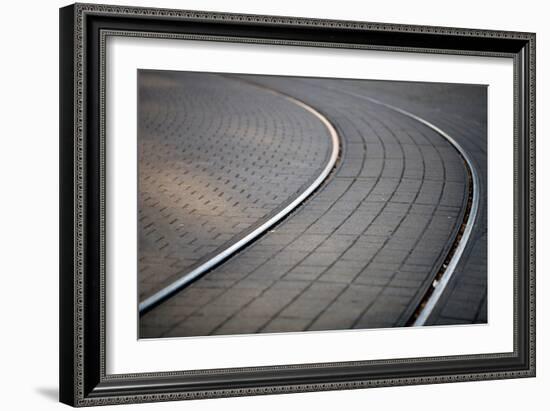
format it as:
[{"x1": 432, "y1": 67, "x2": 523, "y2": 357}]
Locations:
[{"x1": 332, "y1": 90, "x2": 479, "y2": 326}]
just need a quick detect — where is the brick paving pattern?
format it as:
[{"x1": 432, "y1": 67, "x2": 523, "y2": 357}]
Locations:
[
  {"x1": 138, "y1": 71, "x2": 332, "y2": 300},
  {"x1": 139, "y1": 73, "x2": 486, "y2": 338},
  {"x1": 324, "y1": 79, "x2": 487, "y2": 325}
]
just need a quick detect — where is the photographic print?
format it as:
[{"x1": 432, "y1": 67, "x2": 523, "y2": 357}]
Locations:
[
  {"x1": 60, "y1": 4, "x2": 535, "y2": 405},
  {"x1": 137, "y1": 70, "x2": 487, "y2": 339}
]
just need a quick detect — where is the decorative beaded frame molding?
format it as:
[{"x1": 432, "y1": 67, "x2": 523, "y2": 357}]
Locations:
[{"x1": 59, "y1": 3, "x2": 536, "y2": 407}]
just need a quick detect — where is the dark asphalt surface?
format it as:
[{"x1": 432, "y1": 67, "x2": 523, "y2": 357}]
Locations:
[{"x1": 139, "y1": 72, "x2": 486, "y2": 338}]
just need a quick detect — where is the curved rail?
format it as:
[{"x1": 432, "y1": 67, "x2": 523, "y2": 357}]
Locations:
[
  {"x1": 139, "y1": 81, "x2": 341, "y2": 314},
  {"x1": 337, "y1": 91, "x2": 479, "y2": 326}
]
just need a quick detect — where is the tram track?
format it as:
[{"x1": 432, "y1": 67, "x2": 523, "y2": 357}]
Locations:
[{"x1": 138, "y1": 73, "x2": 483, "y2": 337}]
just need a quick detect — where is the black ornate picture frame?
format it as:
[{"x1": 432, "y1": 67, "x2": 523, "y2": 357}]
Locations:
[{"x1": 59, "y1": 3, "x2": 535, "y2": 407}]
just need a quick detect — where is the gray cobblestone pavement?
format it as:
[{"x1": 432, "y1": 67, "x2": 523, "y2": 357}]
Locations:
[
  {"x1": 138, "y1": 71, "x2": 332, "y2": 300},
  {"x1": 140, "y1": 73, "x2": 485, "y2": 338},
  {"x1": 323, "y1": 79, "x2": 487, "y2": 325}
]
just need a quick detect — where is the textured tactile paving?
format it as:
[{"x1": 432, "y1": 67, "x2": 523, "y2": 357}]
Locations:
[
  {"x1": 140, "y1": 73, "x2": 486, "y2": 338},
  {"x1": 138, "y1": 71, "x2": 332, "y2": 300}
]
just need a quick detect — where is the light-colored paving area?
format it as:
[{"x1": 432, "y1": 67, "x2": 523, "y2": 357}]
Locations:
[
  {"x1": 138, "y1": 71, "x2": 333, "y2": 300},
  {"x1": 139, "y1": 73, "x2": 482, "y2": 338}
]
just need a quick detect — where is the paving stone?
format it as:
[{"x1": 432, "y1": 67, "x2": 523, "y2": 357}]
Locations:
[
  {"x1": 282, "y1": 265, "x2": 326, "y2": 281},
  {"x1": 262, "y1": 317, "x2": 312, "y2": 333},
  {"x1": 137, "y1": 71, "x2": 332, "y2": 301},
  {"x1": 140, "y1": 73, "x2": 486, "y2": 338}
]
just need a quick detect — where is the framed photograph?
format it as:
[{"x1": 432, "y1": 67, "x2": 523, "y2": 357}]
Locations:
[{"x1": 59, "y1": 2, "x2": 535, "y2": 407}]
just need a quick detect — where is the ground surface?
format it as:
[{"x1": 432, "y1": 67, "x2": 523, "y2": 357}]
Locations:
[
  {"x1": 138, "y1": 72, "x2": 487, "y2": 338},
  {"x1": 138, "y1": 71, "x2": 332, "y2": 300}
]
